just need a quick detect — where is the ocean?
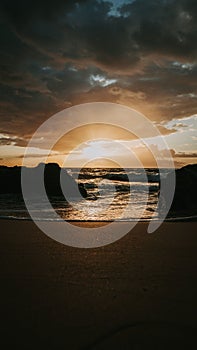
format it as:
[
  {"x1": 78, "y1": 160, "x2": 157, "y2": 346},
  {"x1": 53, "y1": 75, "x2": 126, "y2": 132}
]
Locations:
[{"x1": 0, "y1": 168, "x2": 171, "y2": 221}]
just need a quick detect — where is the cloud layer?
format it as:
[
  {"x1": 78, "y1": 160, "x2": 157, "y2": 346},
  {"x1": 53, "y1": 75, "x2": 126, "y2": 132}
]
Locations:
[{"x1": 0, "y1": 0, "x2": 196, "y2": 163}]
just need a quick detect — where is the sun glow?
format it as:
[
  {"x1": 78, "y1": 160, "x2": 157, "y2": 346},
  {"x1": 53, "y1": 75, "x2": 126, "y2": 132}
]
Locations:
[{"x1": 81, "y1": 140, "x2": 116, "y2": 159}]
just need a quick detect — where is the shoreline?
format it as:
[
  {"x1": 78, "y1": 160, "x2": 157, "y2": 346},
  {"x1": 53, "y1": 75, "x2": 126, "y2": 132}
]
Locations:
[{"x1": 0, "y1": 215, "x2": 197, "y2": 223}]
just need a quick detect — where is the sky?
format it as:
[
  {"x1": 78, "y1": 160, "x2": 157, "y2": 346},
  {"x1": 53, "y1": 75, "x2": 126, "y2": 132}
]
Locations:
[{"x1": 0, "y1": 0, "x2": 197, "y2": 167}]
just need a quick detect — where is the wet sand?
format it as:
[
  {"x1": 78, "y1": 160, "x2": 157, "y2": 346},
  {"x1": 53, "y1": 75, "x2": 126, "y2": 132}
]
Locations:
[{"x1": 0, "y1": 220, "x2": 197, "y2": 349}]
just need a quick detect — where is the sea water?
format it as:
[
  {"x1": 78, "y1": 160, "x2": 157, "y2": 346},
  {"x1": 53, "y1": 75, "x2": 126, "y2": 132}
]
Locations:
[{"x1": 0, "y1": 168, "x2": 171, "y2": 221}]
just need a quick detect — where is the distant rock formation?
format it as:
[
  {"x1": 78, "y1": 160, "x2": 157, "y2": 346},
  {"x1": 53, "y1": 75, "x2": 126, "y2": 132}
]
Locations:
[
  {"x1": 160, "y1": 164, "x2": 197, "y2": 217},
  {"x1": 0, "y1": 163, "x2": 87, "y2": 199}
]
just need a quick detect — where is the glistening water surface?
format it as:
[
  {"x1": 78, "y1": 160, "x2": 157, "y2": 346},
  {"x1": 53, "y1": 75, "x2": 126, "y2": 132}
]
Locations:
[{"x1": 0, "y1": 168, "x2": 169, "y2": 221}]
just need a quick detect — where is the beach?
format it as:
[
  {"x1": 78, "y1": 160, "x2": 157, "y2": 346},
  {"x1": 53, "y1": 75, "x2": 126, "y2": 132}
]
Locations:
[{"x1": 1, "y1": 220, "x2": 197, "y2": 349}]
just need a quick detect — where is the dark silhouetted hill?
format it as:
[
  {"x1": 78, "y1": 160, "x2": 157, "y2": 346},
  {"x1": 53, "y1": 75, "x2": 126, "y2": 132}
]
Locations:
[
  {"x1": 0, "y1": 163, "x2": 87, "y2": 199},
  {"x1": 161, "y1": 164, "x2": 197, "y2": 217}
]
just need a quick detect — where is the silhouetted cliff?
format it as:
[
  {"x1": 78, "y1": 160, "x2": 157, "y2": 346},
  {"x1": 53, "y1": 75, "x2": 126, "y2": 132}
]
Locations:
[
  {"x1": 0, "y1": 163, "x2": 87, "y2": 199},
  {"x1": 161, "y1": 164, "x2": 197, "y2": 217}
]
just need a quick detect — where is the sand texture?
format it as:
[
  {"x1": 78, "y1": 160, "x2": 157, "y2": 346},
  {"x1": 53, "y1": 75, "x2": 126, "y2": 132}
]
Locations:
[{"x1": 0, "y1": 220, "x2": 197, "y2": 349}]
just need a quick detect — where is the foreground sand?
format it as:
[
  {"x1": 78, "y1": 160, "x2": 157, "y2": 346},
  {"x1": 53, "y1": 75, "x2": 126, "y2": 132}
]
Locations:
[{"x1": 0, "y1": 220, "x2": 197, "y2": 349}]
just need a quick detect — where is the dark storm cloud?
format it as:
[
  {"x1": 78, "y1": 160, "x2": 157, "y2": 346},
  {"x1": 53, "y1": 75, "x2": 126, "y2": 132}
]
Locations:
[
  {"x1": 0, "y1": 0, "x2": 137, "y2": 71},
  {"x1": 43, "y1": 64, "x2": 118, "y2": 97},
  {"x1": 121, "y1": 0, "x2": 197, "y2": 60},
  {"x1": 0, "y1": 0, "x2": 197, "y2": 145},
  {"x1": 1, "y1": 0, "x2": 196, "y2": 72}
]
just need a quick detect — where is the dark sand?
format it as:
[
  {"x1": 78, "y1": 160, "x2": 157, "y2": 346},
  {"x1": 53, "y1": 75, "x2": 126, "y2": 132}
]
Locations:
[{"x1": 0, "y1": 220, "x2": 197, "y2": 349}]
